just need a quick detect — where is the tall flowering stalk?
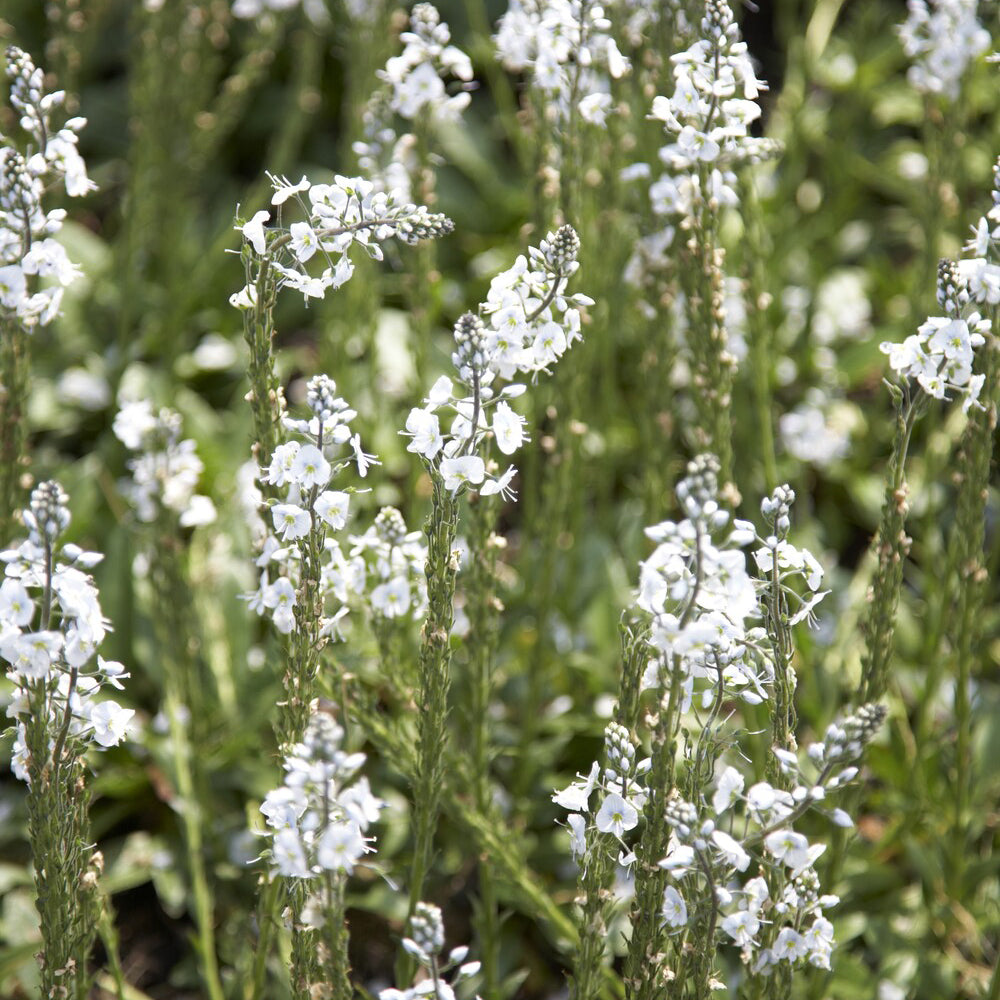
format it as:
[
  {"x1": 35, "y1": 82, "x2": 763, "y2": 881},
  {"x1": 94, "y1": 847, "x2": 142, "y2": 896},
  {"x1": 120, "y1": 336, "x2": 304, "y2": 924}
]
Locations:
[
  {"x1": 495, "y1": 0, "x2": 629, "y2": 223},
  {"x1": 3, "y1": 482, "x2": 132, "y2": 1000},
  {"x1": 0, "y1": 46, "x2": 92, "y2": 540},
  {"x1": 646, "y1": 0, "x2": 779, "y2": 486},
  {"x1": 399, "y1": 226, "x2": 588, "y2": 930},
  {"x1": 871, "y1": 260, "x2": 991, "y2": 704},
  {"x1": 245, "y1": 375, "x2": 376, "y2": 749},
  {"x1": 113, "y1": 401, "x2": 225, "y2": 1000},
  {"x1": 940, "y1": 158, "x2": 1000, "y2": 892},
  {"x1": 258, "y1": 707, "x2": 384, "y2": 1000}
]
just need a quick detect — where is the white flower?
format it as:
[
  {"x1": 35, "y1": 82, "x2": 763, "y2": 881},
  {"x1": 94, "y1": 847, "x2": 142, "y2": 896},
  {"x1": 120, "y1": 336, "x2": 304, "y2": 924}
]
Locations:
[
  {"x1": 481, "y1": 465, "x2": 517, "y2": 501},
  {"x1": 405, "y1": 408, "x2": 444, "y2": 458},
  {"x1": 579, "y1": 92, "x2": 613, "y2": 126},
  {"x1": 371, "y1": 577, "x2": 411, "y2": 618},
  {"x1": 492, "y1": 401, "x2": 525, "y2": 455},
  {"x1": 240, "y1": 210, "x2": 270, "y2": 253},
  {"x1": 721, "y1": 909, "x2": 760, "y2": 948},
  {"x1": 712, "y1": 765, "x2": 744, "y2": 815},
  {"x1": 661, "y1": 886, "x2": 688, "y2": 928},
  {"x1": 0, "y1": 578, "x2": 35, "y2": 627},
  {"x1": 764, "y1": 829, "x2": 812, "y2": 870},
  {"x1": 595, "y1": 792, "x2": 639, "y2": 837},
  {"x1": 315, "y1": 491, "x2": 350, "y2": 530},
  {"x1": 272, "y1": 503, "x2": 311, "y2": 540},
  {"x1": 440, "y1": 456, "x2": 485, "y2": 491},
  {"x1": 292, "y1": 444, "x2": 332, "y2": 489},
  {"x1": 350, "y1": 434, "x2": 380, "y2": 477},
  {"x1": 711, "y1": 829, "x2": 750, "y2": 871},
  {"x1": 553, "y1": 761, "x2": 600, "y2": 812},
  {"x1": 88, "y1": 700, "x2": 135, "y2": 748},
  {"x1": 566, "y1": 812, "x2": 587, "y2": 859}
]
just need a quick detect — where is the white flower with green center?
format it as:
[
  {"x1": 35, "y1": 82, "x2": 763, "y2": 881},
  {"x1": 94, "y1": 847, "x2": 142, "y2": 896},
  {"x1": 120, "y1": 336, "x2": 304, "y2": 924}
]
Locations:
[{"x1": 595, "y1": 792, "x2": 638, "y2": 838}]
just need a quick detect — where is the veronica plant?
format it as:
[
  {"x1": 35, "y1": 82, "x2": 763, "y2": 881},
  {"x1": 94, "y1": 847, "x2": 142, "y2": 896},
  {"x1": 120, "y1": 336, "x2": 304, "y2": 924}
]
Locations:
[
  {"x1": 584, "y1": 455, "x2": 868, "y2": 1000},
  {"x1": 113, "y1": 399, "x2": 225, "y2": 1000},
  {"x1": 399, "y1": 225, "x2": 588, "y2": 933},
  {"x1": 2, "y1": 482, "x2": 131, "y2": 1000},
  {"x1": 0, "y1": 46, "x2": 92, "y2": 540},
  {"x1": 258, "y1": 707, "x2": 384, "y2": 1000},
  {"x1": 646, "y1": 0, "x2": 780, "y2": 487}
]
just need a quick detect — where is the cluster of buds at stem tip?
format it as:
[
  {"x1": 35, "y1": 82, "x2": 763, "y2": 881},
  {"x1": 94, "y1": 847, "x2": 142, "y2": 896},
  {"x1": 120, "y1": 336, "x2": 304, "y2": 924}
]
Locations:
[
  {"x1": 760, "y1": 484, "x2": 795, "y2": 536},
  {"x1": 540, "y1": 224, "x2": 581, "y2": 275},
  {"x1": 25, "y1": 479, "x2": 70, "y2": 541}
]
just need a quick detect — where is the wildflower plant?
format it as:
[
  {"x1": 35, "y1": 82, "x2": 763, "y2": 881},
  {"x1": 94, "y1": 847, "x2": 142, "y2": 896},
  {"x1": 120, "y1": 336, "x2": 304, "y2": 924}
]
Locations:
[
  {"x1": 233, "y1": 170, "x2": 453, "y2": 464},
  {"x1": 572, "y1": 455, "x2": 880, "y2": 1000},
  {"x1": 643, "y1": 0, "x2": 780, "y2": 484},
  {"x1": 246, "y1": 374, "x2": 375, "y2": 746},
  {"x1": 112, "y1": 399, "x2": 226, "y2": 1000},
  {"x1": 0, "y1": 46, "x2": 92, "y2": 539},
  {"x1": 259, "y1": 706, "x2": 384, "y2": 1000},
  {"x1": 400, "y1": 224, "x2": 588, "y2": 925},
  {"x1": 2, "y1": 482, "x2": 131, "y2": 1000}
]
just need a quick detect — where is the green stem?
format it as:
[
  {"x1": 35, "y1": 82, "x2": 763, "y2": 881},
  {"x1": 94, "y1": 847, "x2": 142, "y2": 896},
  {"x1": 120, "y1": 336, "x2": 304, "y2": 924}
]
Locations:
[{"x1": 403, "y1": 472, "x2": 459, "y2": 982}]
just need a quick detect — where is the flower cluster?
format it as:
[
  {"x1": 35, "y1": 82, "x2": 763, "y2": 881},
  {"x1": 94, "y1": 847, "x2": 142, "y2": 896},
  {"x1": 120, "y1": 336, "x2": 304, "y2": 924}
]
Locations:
[
  {"x1": 347, "y1": 507, "x2": 428, "y2": 622},
  {"x1": 246, "y1": 375, "x2": 373, "y2": 636},
  {"x1": 880, "y1": 259, "x2": 990, "y2": 411},
  {"x1": 553, "y1": 721, "x2": 650, "y2": 864},
  {"x1": 259, "y1": 708, "x2": 383, "y2": 878},
  {"x1": 3, "y1": 482, "x2": 133, "y2": 783},
  {"x1": 401, "y1": 226, "x2": 589, "y2": 496},
  {"x1": 231, "y1": 172, "x2": 453, "y2": 305},
  {"x1": 657, "y1": 703, "x2": 886, "y2": 971},
  {"x1": 897, "y1": 0, "x2": 990, "y2": 101},
  {"x1": 494, "y1": 0, "x2": 629, "y2": 126},
  {"x1": 379, "y1": 902, "x2": 481, "y2": 1000},
  {"x1": 638, "y1": 463, "x2": 829, "y2": 711},
  {"x1": 379, "y1": 4, "x2": 473, "y2": 123},
  {"x1": 646, "y1": 0, "x2": 778, "y2": 221},
  {"x1": 754, "y1": 484, "x2": 829, "y2": 628},
  {"x1": 637, "y1": 455, "x2": 770, "y2": 708},
  {"x1": 113, "y1": 399, "x2": 217, "y2": 528},
  {"x1": 0, "y1": 46, "x2": 92, "y2": 330}
]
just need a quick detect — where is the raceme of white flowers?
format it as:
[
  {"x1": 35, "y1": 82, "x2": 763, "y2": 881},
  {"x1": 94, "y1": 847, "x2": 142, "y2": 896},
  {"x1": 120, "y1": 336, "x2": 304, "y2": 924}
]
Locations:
[
  {"x1": 348, "y1": 506, "x2": 428, "y2": 622},
  {"x1": 645, "y1": 0, "x2": 779, "y2": 222},
  {"x1": 0, "y1": 46, "x2": 93, "y2": 330},
  {"x1": 245, "y1": 374, "x2": 374, "y2": 637},
  {"x1": 113, "y1": 399, "x2": 218, "y2": 528},
  {"x1": 380, "y1": 4, "x2": 474, "y2": 122},
  {"x1": 657, "y1": 705, "x2": 886, "y2": 972},
  {"x1": 880, "y1": 259, "x2": 991, "y2": 411},
  {"x1": 553, "y1": 721, "x2": 650, "y2": 866},
  {"x1": 259, "y1": 708, "x2": 383, "y2": 879},
  {"x1": 551, "y1": 456, "x2": 879, "y2": 973},
  {"x1": 231, "y1": 171, "x2": 453, "y2": 306},
  {"x1": 379, "y1": 902, "x2": 481, "y2": 1000},
  {"x1": 2, "y1": 482, "x2": 133, "y2": 782},
  {"x1": 636, "y1": 457, "x2": 826, "y2": 711},
  {"x1": 897, "y1": 0, "x2": 990, "y2": 101},
  {"x1": 355, "y1": 4, "x2": 473, "y2": 198},
  {"x1": 401, "y1": 225, "x2": 591, "y2": 496},
  {"x1": 494, "y1": 0, "x2": 629, "y2": 125}
]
